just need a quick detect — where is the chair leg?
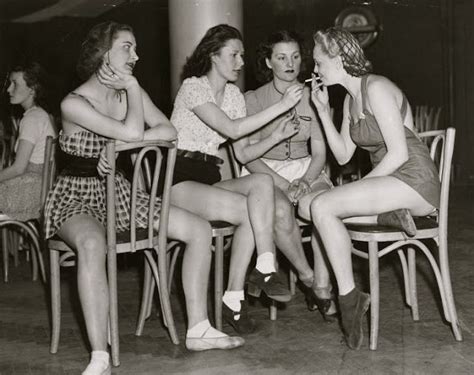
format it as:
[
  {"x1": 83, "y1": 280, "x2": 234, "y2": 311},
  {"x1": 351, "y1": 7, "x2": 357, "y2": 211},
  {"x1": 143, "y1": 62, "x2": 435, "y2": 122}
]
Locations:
[
  {"x1": 289, "y1": 270, "x2": 297, "y2": 296},
  {"x1": 2, "y1": 228, "x2": 8, "y2": 283},
  {"x1": 438, "y1": 234, "x2": 463, "y2": 341},
  {"x1": 397, "y1": 249, "x2": 411, "y2": 307},
  {"x1": 136, "y1": 254, "x2": 153, "y2": 336},
  {"x1": 107, "y1": 248, "x2": 120, "y2": 367},
  {"x1": 368, "y1": 241, "x2": 380, "y2": 351},
  {"x1": 214, "y1": 235, "x2": 224, "y2": 331},
  {"x1": 50, "y1": 250, "x2": 61, "y2": 354},
  {"x1": 27, "y1": 221, "x2": 46, "y2": 283},
  {"x1": 269, "y1": 302, "x2": 277, "y2": 321},
  {"x1": 154, "y1": 247, "x2": 179, "y2": 345},
  {"x1": 407, "y1": 247, "x2": 419, "y2": 321}
]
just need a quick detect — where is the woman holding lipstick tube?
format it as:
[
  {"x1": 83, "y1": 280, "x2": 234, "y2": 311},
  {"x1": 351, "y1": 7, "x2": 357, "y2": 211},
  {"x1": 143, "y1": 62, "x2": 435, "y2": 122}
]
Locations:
[{"x1": 233, "y1": 30, "x2": 337, "y2": 321}]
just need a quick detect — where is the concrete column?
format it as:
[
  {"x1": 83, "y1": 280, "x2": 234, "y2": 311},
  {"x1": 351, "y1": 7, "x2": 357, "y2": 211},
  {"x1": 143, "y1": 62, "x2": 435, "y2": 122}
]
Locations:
[{"x1": 168, "y1": 0, "x2": 243, "y2": 99}]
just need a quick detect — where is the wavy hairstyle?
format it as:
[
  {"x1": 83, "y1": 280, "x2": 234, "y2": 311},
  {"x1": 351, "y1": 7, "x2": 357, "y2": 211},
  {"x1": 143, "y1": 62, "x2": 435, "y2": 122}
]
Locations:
[
  {"x1": 10, "y1": 61, "x2": 49, "y2": 110},
  {"x1": 255, "y1": 30, "x2": 306, "y2": 84},
  {"x1": 181, "y1": 24, "x2": 243, "y2": 81},
  {"x1": 77, "y1": 21, "x2": 134, "y2": 81},
  {"x1": 313, "y1": 27, "x2": 372, "y2": 77}
]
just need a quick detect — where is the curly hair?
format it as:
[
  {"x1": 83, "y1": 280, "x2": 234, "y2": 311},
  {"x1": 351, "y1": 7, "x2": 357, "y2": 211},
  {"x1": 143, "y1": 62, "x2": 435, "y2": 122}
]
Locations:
[
  {"x1": 77, "y1": 21, "x2": 134, "y2": 81},
  {"x1": 181, "y1": 24, "x2": 243, "y2": 81},
  {"x1": 255, "y1": 30, "x2": 306, "y2": 84},
  {"x1": 11, "y1": 61, "x2": 49, "y2": 109},
  {"x1": 313, "y1": 27, "x2": 372, "y2": 77}
]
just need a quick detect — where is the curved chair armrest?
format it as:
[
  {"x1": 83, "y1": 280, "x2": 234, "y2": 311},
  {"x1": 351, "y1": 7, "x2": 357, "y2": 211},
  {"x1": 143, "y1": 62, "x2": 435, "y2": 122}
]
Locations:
[{"x1": 113, "y1": 139, "x2": 177, "y2": 153}]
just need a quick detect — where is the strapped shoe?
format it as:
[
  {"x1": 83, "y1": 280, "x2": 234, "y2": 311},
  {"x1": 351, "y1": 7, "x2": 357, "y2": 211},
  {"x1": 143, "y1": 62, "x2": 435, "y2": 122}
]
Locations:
[
  {"x1": 301, "y1": 284, "x2": 337, "y2": 322},
  {"x1": 247, "y1": 269, "x2": 291, "y2": 302},
  {"x1": 223, "y1": 300, "x2": 256, "y2": 334},
  {"x1": 185, "y1": 328, "x2": 245, "y2": 351},
  {"x1": 377, "y1": 208, "x2": 417, "y2": 237}
]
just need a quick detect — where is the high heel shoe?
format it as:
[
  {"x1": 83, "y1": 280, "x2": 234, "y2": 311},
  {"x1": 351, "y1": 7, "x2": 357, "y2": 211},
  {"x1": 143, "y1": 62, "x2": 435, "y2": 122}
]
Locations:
[
  {"x1": 377, "y1": 208, "x2": 417, "y2": 237},
  {"x1": 185, "y1": 328, "x2": 245, "y2": 351},
  {"x1": 222, "y1": 301, "x2": 256, "y2": 334},
  {"x1": 339, "y1": 288, "x2": 370, "y2": 350},
  {"x1": 247, "y1": 269, "x2": 291, "y2": 302},
  {"x1": 300, "y1": 284, "x2": 337, "y2": 322}
]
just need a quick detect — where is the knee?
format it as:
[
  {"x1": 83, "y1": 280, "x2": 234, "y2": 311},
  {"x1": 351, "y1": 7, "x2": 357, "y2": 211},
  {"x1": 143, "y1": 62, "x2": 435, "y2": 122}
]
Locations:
[
  {"x1": 184, "y1": 219, "x2": 212, "y2": 247},
  {"x1": 76, "y1": 234, "x2": 106, "y2": 265},
  {"x1": 250, "y1": 173, "x2": 274, "y2": 196},
  {"x1": 310, "y1": 194, "x2": 332, "y2": 226},
  {"x1": 274, "y1": 197, "x2": 295, "y2": 232}
]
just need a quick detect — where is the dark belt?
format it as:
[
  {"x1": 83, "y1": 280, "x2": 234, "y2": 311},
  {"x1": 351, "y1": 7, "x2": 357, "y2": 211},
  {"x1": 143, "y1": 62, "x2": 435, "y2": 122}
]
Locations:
[
  {"x1": 177, "y1": 149, "x2": 224, "y2": 165},
  {"x1": 59, "y1": 154, "x2": 100, "y2": 177}
]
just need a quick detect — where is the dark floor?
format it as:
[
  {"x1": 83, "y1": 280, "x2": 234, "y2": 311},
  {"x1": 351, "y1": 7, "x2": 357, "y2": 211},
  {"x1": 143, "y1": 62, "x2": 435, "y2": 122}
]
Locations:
[{"x1": 1, "y1": 186, "x2": 474, "y2": 375}]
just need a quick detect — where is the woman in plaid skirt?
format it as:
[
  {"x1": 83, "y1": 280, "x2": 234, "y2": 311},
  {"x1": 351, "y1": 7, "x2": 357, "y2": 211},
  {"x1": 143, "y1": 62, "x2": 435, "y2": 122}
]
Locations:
[{"x1": 44, "y1": 21, "x2": 244, "y2": 375}]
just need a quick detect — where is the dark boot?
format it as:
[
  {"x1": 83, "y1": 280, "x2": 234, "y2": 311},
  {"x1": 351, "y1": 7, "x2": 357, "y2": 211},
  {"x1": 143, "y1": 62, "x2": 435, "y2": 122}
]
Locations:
[
  {"x1": 338, "y1": 288, "x2": 370, "y2": 350},
  {"x1": 377, "y1": 208, "x2": 417, "y2": 237},
  {"x1": 247, "y1": 269, "x2": 291, "y2": 302}
]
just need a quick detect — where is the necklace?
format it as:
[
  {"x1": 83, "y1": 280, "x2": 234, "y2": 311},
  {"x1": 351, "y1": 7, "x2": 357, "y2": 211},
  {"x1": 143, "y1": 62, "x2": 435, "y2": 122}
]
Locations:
[{"x1": 272, "y1": 80, "x2": 286, "y2": 96}]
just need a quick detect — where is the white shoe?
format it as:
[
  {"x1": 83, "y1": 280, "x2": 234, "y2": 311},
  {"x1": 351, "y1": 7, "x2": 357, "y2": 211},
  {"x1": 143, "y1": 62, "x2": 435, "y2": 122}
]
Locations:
[{"x1": 82, "y1": 361, "x2": 111, "y2": 375}]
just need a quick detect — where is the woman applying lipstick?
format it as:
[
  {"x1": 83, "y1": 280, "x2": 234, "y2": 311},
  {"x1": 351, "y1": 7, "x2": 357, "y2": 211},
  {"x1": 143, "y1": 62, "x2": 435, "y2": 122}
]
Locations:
[
  {"x1": 232, "y1": 30, "x2": 336, "y2": 320},
  {"x1": 170, "y1": 24, "x2": 303, "y2": 334}
]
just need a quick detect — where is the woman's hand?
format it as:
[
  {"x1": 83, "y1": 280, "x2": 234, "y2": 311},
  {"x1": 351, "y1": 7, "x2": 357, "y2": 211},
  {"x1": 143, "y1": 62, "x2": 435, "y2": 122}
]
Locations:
[
  {"x1": 96, "y1": 62, "x2": 138, "y2": 91},
  {"x1": 281, "y1": 84, "x2": 303, "y2": 111},
  {"x1": 287, "y1": 178, "x2": 311, "y2": 203},
  {"x1": 271, "y1": 113, "x2": 300, "y2": 143},
  {"x1": 311, "y1": 80, "x2": 330, "y2": 114}
]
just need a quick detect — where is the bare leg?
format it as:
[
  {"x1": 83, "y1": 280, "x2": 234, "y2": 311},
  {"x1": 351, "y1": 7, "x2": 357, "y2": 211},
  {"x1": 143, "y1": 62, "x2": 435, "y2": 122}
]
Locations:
[
  {"x1": 310, "y1": 176, "x2": 435, "y2": 295},
  {"x1": 57, "y1": 215, "x2": 108, "y2": 352},
  {"x1": 171, "y1": 182, "x2": 255, "y2": 292}
]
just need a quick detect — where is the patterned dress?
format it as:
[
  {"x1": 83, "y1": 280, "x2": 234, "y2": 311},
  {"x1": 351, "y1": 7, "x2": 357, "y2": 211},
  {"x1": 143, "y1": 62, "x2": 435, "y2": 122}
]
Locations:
[{"x1": 44, "y1": 130, "x2": 161, "y2": 239}]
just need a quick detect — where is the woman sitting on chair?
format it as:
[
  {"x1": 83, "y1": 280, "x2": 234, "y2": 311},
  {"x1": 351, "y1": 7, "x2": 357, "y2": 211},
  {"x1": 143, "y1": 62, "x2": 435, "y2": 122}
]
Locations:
[
  {"x1": 306, "y1": 27, "x2": 440, "y2": 350},
  {"x1": 233, "y1": 30, "x2": 336, "y2": 320},
  {"x1": 0, "y1": 61, "x2": 56, "y2": 221},
  {"x1": 169, "y1": 24, "x2": 303, "y2": 334},
  {"x1": 44, "y1": 21, "x2": 244, "y2": 375}
]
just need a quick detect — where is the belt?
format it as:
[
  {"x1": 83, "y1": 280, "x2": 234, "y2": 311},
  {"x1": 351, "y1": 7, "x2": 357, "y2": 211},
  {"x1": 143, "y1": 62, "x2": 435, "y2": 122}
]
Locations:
[
  {"x1": 177, "y1": 149, "x2": 224, "y2": 165},
  {"x1": 59, "y1": 153, "x2": 100, "y2": 177}
]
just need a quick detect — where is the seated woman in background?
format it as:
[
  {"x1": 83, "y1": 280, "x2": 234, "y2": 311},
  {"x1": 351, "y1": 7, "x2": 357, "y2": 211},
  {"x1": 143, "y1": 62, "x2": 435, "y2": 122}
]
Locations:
[
  {"x1": 44, "y1": 21, "x2": 244, "y2": 375},
  {"x1": 233, "y1": 30, "x2": 336, "y2": 320},
  {"x1": 170, "y1": 24, "x2": 303, "y2": 334},
  {"x1": 0, "y1": 62, "x2": 56, "y2": 220},
  {"x1": 307, "y1": 27, "x2": 440, "y2": 349}
]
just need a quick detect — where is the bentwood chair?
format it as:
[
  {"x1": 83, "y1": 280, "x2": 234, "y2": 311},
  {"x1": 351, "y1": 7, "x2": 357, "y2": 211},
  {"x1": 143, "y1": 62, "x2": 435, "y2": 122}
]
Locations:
[
  {"x1": 345, "y1": 128, "x2": 462, "y2": 350},
  {"x1": 135, "y1": 144, "x2": 237, "y2": 333},
  {"x1": 1, "y1": 137, "x2": 46, "y2": 283},
  {"x1": 44, "y1": 137, "x2": 178, "y2": 367}
]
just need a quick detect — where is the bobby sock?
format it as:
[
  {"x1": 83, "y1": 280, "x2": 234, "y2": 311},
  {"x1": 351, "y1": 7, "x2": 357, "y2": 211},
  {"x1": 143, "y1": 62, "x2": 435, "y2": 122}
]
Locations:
[
  {"x1": 223, "y1": 290, "x2": 244, "y2": 320},
  {"x1": 186, "y1": 319, "x2": 227, "y2": 339},
  {"x1": 256, "y1": 252, "x2": 276, "y2": 278}
]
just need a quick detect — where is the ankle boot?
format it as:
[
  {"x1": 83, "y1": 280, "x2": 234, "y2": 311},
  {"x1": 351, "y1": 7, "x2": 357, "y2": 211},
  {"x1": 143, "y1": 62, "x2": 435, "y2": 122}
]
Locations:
[
  {"x1": 377, "y1": 208, "x2": 417, "y2": 237},
  {"x1": 338, "y1": 288, "x2": 370, "y2": 350}
]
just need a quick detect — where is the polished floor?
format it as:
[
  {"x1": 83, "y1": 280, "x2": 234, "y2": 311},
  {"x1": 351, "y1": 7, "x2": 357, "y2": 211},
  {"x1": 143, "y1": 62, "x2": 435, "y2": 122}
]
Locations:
[{"x1": 1, "y1": 186, "x2": 474, "y2": 375}]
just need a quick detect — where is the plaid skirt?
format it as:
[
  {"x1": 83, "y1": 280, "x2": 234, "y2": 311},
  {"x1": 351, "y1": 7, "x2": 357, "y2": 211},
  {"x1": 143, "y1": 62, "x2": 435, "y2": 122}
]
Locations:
[{"x1": 43, "y1": 130, "x2": 161, "y2": 239}]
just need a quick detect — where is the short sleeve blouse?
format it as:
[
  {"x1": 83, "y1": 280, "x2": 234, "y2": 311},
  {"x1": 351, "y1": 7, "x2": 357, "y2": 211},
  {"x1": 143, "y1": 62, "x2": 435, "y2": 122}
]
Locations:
[
  {"x1": 171, "y1": 76, "x2": 246, "y2": 156},
  {"x1": 16, "y1": 106, "x2": 56, "y2": 164}
]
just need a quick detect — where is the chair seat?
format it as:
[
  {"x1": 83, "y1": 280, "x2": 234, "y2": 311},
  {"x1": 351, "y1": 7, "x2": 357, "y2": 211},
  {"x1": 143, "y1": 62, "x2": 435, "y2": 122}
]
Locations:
[
  {"x1": 346, "y1": 216, "x2": 439, "y2": 242},
  {"x1": 210, "y1": 220, "x2": 235, "y2": 236},
  {"x1": 48, "y1": 227, "x2": 159, "y2": 253}
]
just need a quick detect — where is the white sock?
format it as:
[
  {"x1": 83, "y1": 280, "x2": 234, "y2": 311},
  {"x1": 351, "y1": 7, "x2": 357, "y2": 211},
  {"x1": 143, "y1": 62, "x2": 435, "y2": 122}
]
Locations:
[
  {"x1": 82, "y1": 350, "x2": 109, "y2": 375},
  {"x1": 223, "y1": 290, "x2": 244, "y2": 320},
  {"x1": 186, "y1": 319, "x2": 227, "y2": 339},
  {"x1": 256, "y1": 252, "x2": 276, "y2": 275}
]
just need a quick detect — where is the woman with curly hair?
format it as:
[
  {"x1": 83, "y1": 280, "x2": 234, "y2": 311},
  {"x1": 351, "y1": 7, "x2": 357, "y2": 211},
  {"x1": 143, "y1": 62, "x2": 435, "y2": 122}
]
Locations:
[
  {"x1": 308, "y1": 27, "x2": 440, "y2": 349},
  {"x1": 233, "y1": 30, "x2": 337, "y2": 321},
  {"x1": 44, "y1": 21, "x2": 245, "y2": 375},
  {"x1": 170, "y1": 24, "x2": 303, "y2": 334},
  {"x1": 1, "y1": 61, "x2": 56, "y2": 220}
]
